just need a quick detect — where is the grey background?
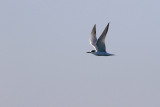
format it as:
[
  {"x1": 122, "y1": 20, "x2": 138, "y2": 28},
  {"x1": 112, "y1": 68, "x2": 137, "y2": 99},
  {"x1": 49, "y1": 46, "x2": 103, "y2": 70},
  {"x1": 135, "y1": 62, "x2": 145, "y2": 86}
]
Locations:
[{"x1": 0, "y1": 0, "x2": 160, "y2": 107}]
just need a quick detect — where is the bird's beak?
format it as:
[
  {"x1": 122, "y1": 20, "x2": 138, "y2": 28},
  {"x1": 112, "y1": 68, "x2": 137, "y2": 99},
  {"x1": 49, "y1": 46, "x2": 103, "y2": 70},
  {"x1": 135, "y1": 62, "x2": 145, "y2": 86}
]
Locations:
[{"x1": 86, "y1": 52, "x2": 91, "y2": 53}]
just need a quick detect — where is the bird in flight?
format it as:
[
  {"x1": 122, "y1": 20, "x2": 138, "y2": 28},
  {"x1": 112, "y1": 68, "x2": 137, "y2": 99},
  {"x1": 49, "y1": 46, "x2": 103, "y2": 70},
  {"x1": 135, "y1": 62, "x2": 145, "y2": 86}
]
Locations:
[{"x1": 87, "y1": 23, "x2": 114, "y2": 56}]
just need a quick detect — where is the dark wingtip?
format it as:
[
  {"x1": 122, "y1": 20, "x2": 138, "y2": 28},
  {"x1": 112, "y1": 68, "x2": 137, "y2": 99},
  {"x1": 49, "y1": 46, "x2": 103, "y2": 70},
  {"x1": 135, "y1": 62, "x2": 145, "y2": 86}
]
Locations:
[{"x1": 91, "y1": 24, "x2": 96, "y2": 34}]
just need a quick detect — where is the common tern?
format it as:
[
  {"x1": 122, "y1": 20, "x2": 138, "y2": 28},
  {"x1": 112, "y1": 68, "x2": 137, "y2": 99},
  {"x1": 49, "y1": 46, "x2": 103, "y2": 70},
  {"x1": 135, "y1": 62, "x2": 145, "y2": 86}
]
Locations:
[{"x1": 87, "y1": 23, "x2": 114, "y2": 56}]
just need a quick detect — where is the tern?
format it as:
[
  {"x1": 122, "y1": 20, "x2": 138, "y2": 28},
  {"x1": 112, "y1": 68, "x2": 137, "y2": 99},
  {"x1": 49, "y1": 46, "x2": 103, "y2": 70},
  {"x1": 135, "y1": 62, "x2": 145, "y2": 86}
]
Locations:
[{"x1": 87, "y1": 23, "x2": 114, "y2": 56}]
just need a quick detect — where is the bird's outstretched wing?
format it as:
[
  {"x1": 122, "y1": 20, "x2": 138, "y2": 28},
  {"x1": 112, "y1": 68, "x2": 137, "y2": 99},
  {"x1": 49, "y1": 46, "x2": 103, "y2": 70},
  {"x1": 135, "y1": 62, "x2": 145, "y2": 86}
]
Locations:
[
  {"x1": 96, "y1": 23, "x2": 109, "y2": 52},
  {"x1": 89, "y1": 24, "x2": 98, "y2": 50}
]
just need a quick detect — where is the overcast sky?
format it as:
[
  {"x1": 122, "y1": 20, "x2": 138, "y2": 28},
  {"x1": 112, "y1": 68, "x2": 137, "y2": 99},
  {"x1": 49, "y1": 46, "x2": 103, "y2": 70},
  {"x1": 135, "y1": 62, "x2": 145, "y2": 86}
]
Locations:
[{"x1": 0, "y1": 0, "x2": 160, "y2": 107}]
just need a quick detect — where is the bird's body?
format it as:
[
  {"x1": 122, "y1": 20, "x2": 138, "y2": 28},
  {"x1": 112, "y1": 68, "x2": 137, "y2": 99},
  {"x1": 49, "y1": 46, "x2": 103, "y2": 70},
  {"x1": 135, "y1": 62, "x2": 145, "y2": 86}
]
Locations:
[
  {"x1": 87, "y1": 23, "x2": 114, "y2": 56},
  {"x1": 91, "y1": 51, "x2": 113, "y2": 56}
]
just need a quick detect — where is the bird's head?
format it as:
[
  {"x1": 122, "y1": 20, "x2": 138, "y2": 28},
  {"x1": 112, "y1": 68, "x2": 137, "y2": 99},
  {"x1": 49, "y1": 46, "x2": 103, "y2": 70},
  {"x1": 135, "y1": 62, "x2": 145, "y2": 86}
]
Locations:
[{"x1": 86, "y1": 50, "x2": 96, "y2": 53}]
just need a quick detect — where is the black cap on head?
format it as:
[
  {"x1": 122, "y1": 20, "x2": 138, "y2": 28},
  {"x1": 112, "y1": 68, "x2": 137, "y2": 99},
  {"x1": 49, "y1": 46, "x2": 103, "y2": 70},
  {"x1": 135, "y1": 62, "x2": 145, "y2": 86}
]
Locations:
[{"x1": 91, "y1": 50, "x2": 96, "y2": 52}]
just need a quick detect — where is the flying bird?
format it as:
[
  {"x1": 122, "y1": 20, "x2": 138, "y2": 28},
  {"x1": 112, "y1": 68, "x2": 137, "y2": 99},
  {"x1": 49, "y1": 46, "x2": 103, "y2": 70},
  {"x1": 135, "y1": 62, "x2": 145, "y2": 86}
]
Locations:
[{"x1": 87, "y1": 23, "x2": 114, "y2": 56}]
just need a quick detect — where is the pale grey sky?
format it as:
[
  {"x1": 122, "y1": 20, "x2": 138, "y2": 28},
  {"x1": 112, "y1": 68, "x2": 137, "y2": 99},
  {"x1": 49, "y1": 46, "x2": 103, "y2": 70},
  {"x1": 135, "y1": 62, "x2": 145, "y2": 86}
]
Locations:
[{"x1": 0, "y1": 0, "x2": 160, "y2": 107}]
